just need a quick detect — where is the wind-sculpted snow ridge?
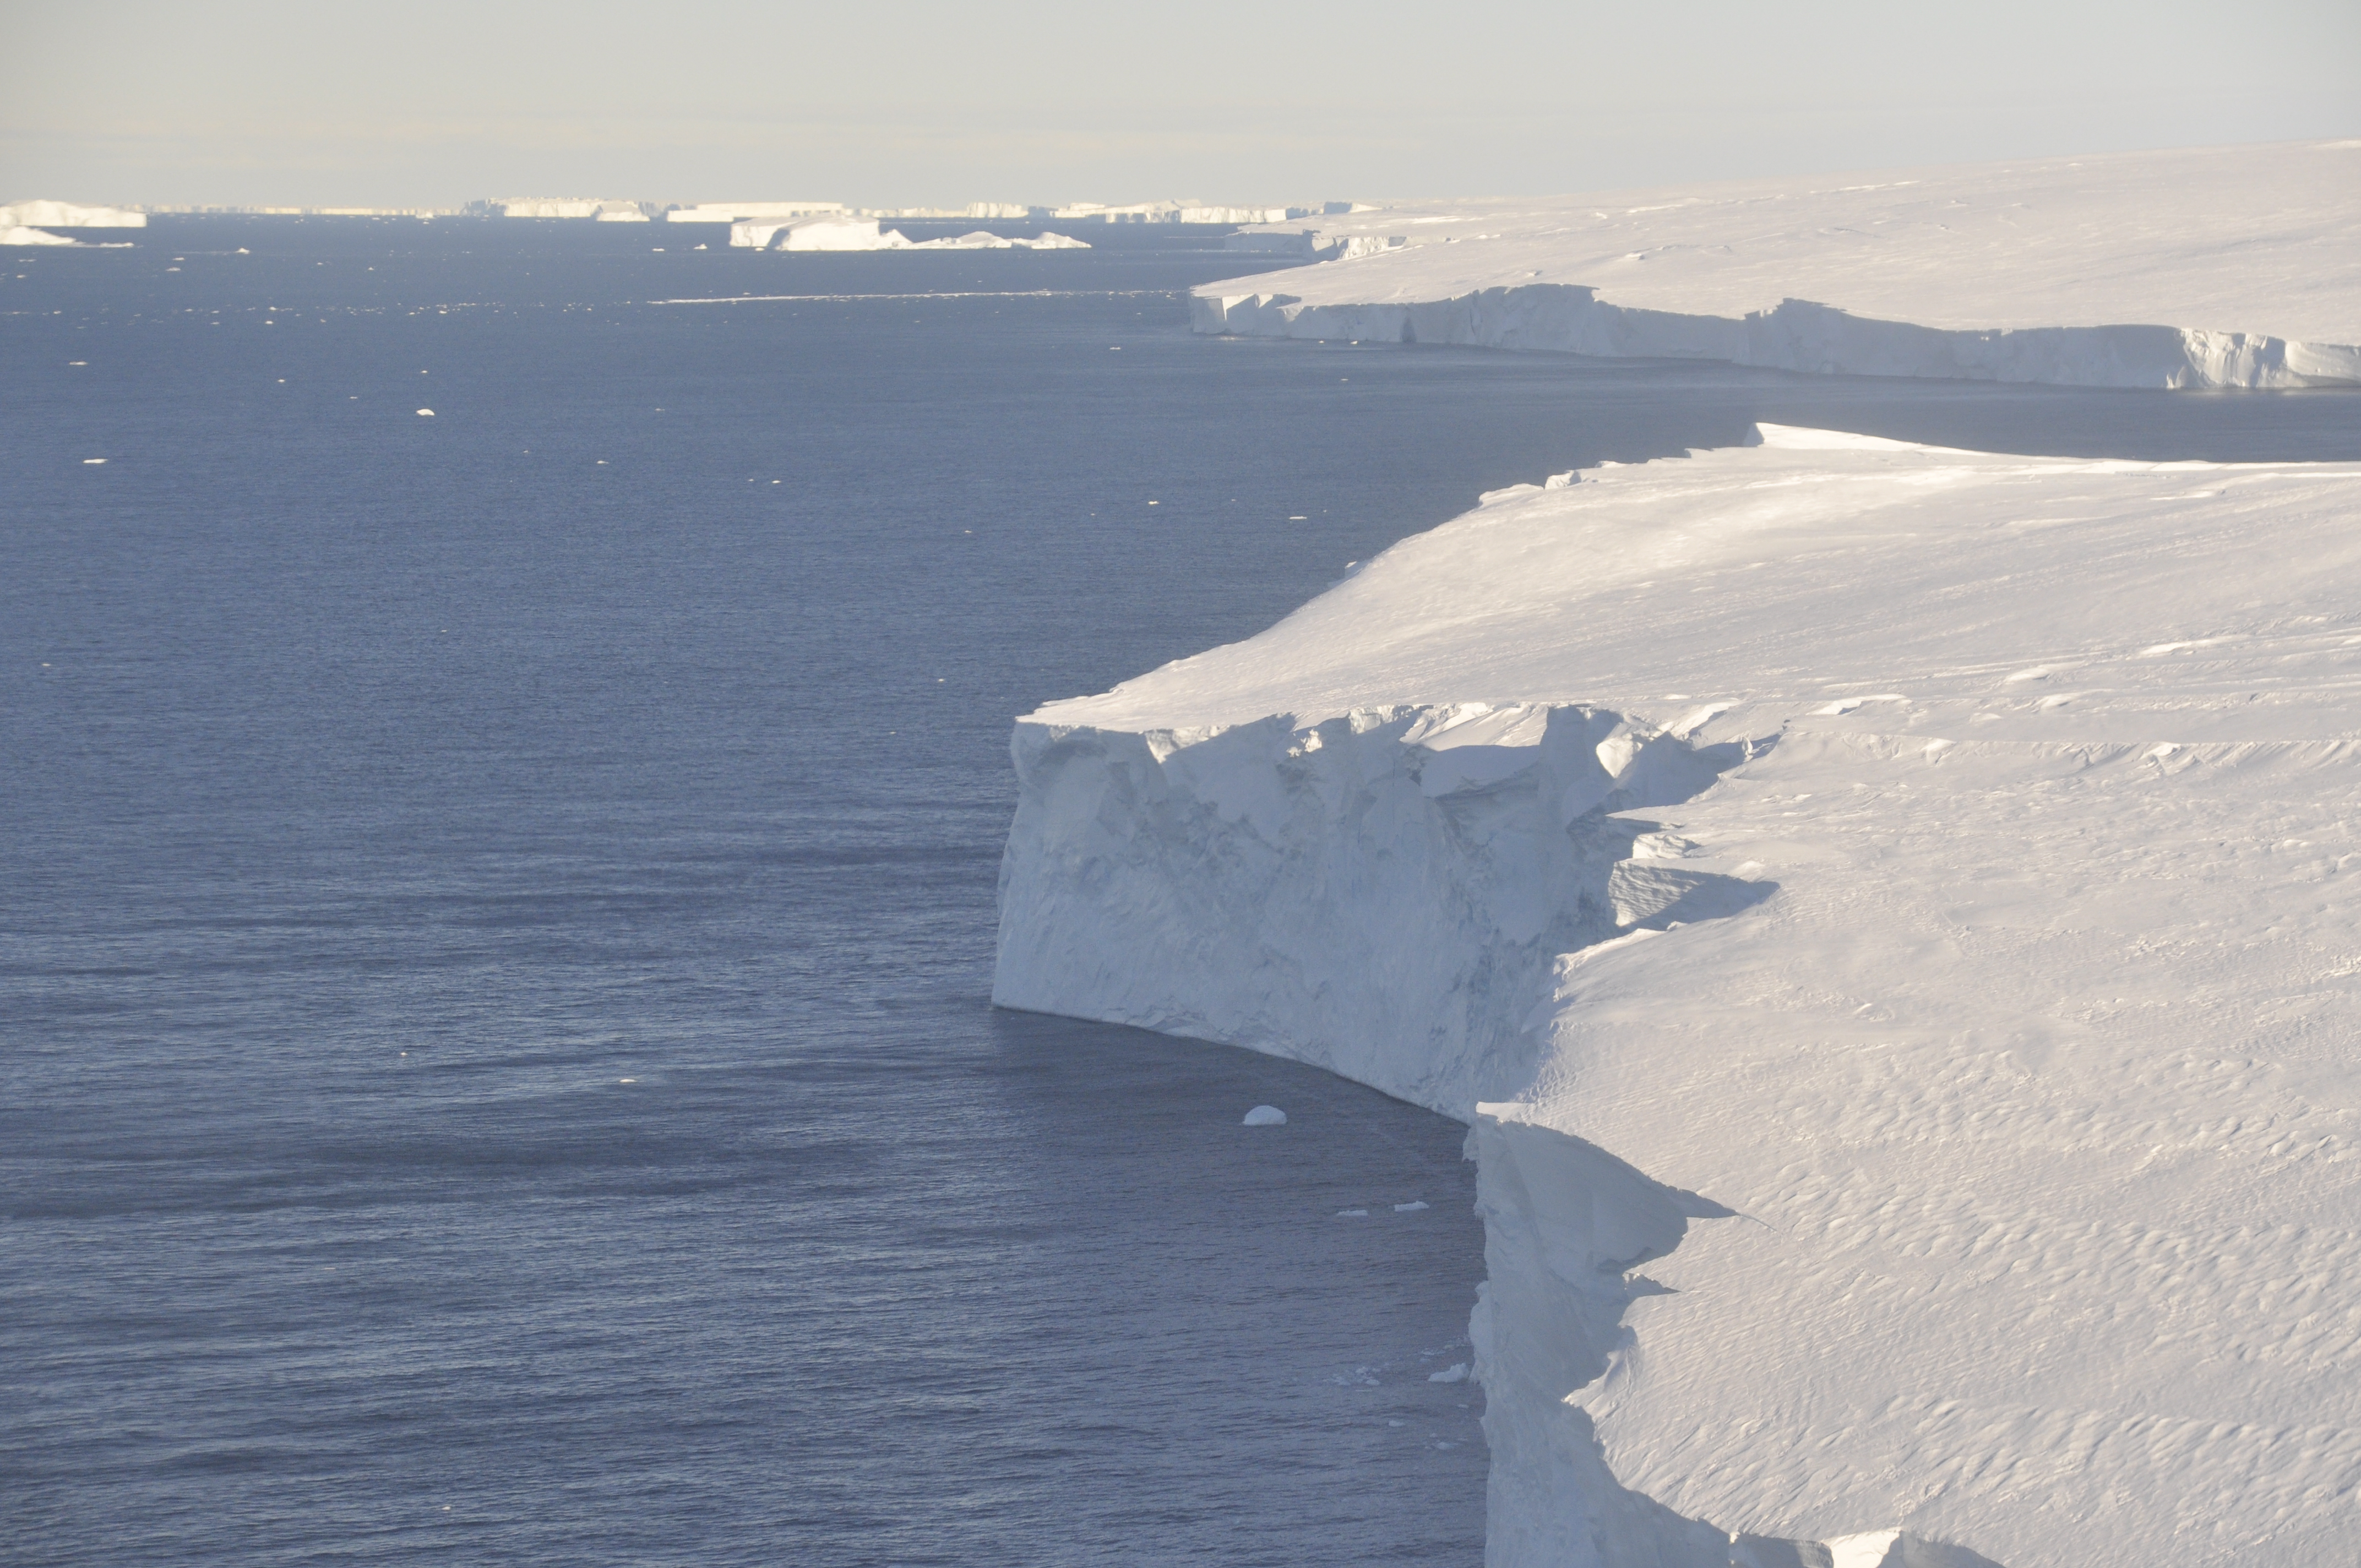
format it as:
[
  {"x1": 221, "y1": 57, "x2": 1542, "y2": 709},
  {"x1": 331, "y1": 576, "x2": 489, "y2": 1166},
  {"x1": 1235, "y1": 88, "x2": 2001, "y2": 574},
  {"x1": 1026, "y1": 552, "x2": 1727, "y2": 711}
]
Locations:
[
  {"x1": 1191, "y1": 141, "x2": 2361, "y2": 389},
  {"x1": 994, "y1": 426, "x2": 2361, "y2": 1565}
]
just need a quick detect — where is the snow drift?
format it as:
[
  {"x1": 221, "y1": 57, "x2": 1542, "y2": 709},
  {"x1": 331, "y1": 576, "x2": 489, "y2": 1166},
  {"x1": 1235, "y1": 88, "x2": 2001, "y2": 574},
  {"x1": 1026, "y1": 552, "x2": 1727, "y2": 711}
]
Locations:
[
  {"x1": 995, "y1": 427, "x2": 2361, "y2": 1565},
  {"x1": 1192, "y1": 143, "x2": 2361, "y2": 389}
]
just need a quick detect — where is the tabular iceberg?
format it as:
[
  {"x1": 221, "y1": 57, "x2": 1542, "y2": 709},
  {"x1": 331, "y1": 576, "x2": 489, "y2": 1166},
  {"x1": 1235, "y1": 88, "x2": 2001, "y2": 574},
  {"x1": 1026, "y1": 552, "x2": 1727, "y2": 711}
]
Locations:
[
  {"x1": 728, "y1": 217, "x2": 1088, "y2": 251},
  {"x1": 0, "y1": 199, "x2": 147, "y2": 229},
  {"x1": 995, "y1": 426, "x2": 2361, "y2": 1565},
  {"x1": 1192, "y1": 143, "x2": 2361, "y2": 390}
]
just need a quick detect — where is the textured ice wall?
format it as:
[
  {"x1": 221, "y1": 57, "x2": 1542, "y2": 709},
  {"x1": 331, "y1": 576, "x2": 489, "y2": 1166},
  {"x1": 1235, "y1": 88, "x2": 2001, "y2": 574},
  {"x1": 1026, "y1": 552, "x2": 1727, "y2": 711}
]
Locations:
[
  {"x1": 1192, "y1": 285, "x2": 2360, "y2": 390},
  {"x1": 994, "y1": 702, "x2": 1744, "y2": 1115},
  {"x1": 1188, "y1": 142, "x2": 2361, "y2": 390}
]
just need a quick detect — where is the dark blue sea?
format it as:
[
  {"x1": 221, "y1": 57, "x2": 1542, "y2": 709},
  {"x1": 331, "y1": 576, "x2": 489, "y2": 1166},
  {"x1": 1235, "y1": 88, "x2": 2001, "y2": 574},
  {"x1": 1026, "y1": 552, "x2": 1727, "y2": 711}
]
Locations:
[{"x1": 6, "y1": 216, "x2": 2358, "y2": 1567}]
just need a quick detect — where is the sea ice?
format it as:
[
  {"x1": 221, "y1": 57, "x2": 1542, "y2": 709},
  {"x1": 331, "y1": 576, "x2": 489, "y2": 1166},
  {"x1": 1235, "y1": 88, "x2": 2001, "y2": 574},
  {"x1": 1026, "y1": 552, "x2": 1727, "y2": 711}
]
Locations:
[
  {"x1": 994, "y1": 425, "x2": 2361, "y2": 1565},
  {"x1": 1241, "y1": 1104, "x2": 1286, "y2": 1125},
  {"x1": 1429, "y1": 1362, "x2": 1470, "y2": 1383},
  {"x1": 1190, "y1": 142, "x2": 2361, "y2": 389}
]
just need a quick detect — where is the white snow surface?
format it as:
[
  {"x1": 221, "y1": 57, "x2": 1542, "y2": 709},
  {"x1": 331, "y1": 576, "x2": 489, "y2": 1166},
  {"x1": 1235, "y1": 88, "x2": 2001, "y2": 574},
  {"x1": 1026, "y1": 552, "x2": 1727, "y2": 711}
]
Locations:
[
  {"x1": 0, "y1": 199, "x2": 146, "y2": 228},
  {"x1": 3, "y1": 225, "x2": 80, "y2": 247},
  {"x1": 994, "y1": 426, "x2": 2361, "y2": 1565},
  {"x1": 729, "y1": 218, "x2": 1087, "y2": 251},
  {"x1": 1192, "y1": 143, "x2": 2361, "y2": 389}
]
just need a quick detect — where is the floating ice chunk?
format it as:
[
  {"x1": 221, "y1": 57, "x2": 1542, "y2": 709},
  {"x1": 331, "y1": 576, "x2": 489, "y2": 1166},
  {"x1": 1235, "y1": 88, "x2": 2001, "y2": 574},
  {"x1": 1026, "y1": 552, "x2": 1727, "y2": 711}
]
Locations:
[
  {"x1": 1242, "y1": 1104, "x2": 1287, "y2": 1125},
  {"x1": 1394, "y1": 1200, "x2": 1429, "y2": 1212},
  {"x1": 1336, "y1": 1208, "x2": 1369, "y2": 1217},
  {"x1": 3, "y1": 225, "x2": 79, "y2": 247},
  {"x1": 1428, "y1": 1362, "x2": 1470, "y2": 1382},
  {"x1": 83, "y1": 458, "x2": 106, "y2": 465},
  {"x1": 416, "y1": 409, "x2": 434, "y2": 416},
  {"x1": 905, "y1": 229, "x2": 1091, "y2": 250}
]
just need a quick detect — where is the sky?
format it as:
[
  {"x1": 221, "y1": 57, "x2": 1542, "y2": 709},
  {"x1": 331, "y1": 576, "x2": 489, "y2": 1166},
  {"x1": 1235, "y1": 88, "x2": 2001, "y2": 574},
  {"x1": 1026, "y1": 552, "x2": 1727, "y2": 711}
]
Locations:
[{"x1": 5, "y1": 0, "x2": 2358, "y2": 208}]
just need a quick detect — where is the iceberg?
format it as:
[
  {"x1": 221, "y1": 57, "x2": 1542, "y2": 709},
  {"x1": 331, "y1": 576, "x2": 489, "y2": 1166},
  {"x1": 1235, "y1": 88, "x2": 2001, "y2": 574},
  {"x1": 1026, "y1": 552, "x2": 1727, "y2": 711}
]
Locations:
[
  {"x1": 995, "y1": 426, "x2": 2361, "y2": 1565},
  {"x1": 907, "y1": 230, "x2": 1089, "y2": 250},
  {"x1": 1193, "y1": 142, "x2": 2361, "y2": 389},
  {"x1": 732, "y1": 217, "x2": 912, "y2": 251},
  {"x1": 0, "y1": 199, "x2": 146, "y2": 229},
  {"x1": 3, "y1": 225, "x2": 80, "y2": 247},
  {"x1": 728, "y1": 219, "x2": 1089, "y2": 251}
]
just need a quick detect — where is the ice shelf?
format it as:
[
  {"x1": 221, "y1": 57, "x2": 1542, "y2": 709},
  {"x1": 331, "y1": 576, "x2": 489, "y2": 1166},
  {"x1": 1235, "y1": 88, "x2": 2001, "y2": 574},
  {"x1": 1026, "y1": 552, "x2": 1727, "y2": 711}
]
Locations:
[
  {"x1": 1192, "y1": 142, "x2": 2361, "y2": 390},
  {"x1": 0, "y1": 199, "x2": 146, "y2": 230},
  {"x1": 994, "y1": 426, "x2": 2361, "y2": 1565}
]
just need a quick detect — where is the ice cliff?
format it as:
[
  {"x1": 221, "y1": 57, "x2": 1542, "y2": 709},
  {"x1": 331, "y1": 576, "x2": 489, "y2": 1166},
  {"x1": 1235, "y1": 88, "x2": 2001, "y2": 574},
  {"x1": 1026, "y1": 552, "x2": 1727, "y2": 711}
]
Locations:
[
  {"x1": 728, "y1": 217, "x2": 1087, "y2": 251},
  {"x1": 0, "y1": 199, "x2": 146, "y2": 229},
  {"x1": 995, "y1": 427, "x2": 2361, "y2": 1565},
  {"x1": 1192, "y1": 143, "x2": 2361, "y2": 390}
]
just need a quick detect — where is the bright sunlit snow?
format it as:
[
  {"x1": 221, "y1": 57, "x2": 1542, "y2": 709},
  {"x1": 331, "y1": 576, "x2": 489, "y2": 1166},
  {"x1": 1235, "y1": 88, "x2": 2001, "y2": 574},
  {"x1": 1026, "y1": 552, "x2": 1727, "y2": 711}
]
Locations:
[{"x1": 996, "y1": 424, "x2": 2361, "y2": 1566}]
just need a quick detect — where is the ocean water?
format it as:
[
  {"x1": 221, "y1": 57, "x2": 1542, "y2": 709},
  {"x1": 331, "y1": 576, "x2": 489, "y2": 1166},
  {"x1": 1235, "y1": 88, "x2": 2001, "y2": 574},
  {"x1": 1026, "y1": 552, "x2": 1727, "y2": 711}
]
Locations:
[{"x1": 6, "y1": 217, "x2": 2358, "y2": 1567}]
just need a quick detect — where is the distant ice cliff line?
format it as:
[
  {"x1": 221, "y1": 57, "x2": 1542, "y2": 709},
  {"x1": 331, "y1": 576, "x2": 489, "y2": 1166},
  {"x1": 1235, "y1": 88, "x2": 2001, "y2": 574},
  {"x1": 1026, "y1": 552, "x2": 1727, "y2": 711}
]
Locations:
[{"x1": 1192, "y1": 141, "x2": 2361, "y2": 390}]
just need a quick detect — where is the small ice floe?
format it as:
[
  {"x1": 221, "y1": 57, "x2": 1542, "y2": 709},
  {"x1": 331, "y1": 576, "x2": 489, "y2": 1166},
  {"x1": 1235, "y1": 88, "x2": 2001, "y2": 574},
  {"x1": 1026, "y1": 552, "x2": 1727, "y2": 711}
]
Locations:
[
  {"x1": 1336, "y1": 1208, "x2": 1369, "y2": 1218},
  {"x1": 1242, "y1": 1104, "x2": 1287, "y2": 1126},
  {"x1": 1429, "y1": 1362, "x2": 1470, "y2": 1382},
  {"x1": 83, "y1": 458, "x2": 105, "y2": 465},
  {"x1": 1394, "y1": 1200, "x2": 1429, "y2": 1212},
  {"x1": 416, "y1": 409, "x2": 434, "y2": 416},
  {"x1": 618, "y1": 1077, "x2": 637, "y2": 1084}
]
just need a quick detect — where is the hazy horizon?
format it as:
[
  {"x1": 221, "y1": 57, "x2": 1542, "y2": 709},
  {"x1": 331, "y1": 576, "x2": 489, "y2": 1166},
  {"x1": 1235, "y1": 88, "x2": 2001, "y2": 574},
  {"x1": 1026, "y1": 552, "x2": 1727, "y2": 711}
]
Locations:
[{"x1": 6, "y1": 0, "x2": 2356, "y2": 210}]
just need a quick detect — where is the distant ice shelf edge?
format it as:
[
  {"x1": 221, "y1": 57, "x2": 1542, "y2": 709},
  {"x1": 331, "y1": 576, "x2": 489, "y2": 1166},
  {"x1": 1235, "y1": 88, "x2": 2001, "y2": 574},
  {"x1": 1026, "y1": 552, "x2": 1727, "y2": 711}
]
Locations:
[{"x1": 1190, "y1": 285, "x2": 2361, "y2": 391}]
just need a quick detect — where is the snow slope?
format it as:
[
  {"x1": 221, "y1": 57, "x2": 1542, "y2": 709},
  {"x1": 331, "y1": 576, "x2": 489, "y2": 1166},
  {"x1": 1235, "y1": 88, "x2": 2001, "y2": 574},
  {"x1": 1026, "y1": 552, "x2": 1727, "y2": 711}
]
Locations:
[
  {"x1": 1192, "y1": 143, "x2": 2361, "y2": 389},
  {"x1": 995, "y1": 427, "x2": 2361, "y2": 1565}
]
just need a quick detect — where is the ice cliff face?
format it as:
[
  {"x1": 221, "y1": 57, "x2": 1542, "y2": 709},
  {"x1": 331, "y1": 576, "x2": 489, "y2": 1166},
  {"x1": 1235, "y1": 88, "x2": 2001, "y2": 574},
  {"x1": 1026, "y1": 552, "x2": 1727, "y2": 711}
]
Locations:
[
  {"x1": 996, "y1": 703, "x2": 1752, "y2": 1113},
  {"x1": 1192, "y1": 142, "x2": 2361, "y2": 390},
  {"x1": 995, "y1": 428, "x2": 2361, "y2": 1565}
]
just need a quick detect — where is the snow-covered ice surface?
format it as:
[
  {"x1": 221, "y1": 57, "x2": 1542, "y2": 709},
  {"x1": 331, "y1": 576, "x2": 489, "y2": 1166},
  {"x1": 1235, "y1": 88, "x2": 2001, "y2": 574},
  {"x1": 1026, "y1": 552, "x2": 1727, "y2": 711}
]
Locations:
[
  {"x1": 0, "y1": 200, "x2": 146, "y2": 229},
  {"x1": 728, "y1": 218, "x2": 1088, "y2": 251},
  {"x1": 1192, "y1": 143, "x2": 2361, "y2": 389},
  {"x1": 995, "y1": 424, "x2": 2361, "y2": 1565}
]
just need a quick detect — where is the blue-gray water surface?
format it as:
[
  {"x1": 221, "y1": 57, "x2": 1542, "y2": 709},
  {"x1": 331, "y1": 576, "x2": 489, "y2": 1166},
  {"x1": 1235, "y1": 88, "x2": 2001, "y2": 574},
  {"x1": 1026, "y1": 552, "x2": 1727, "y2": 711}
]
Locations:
[{"x1": 6, "y1": 217, "x2": 2359, "y2": 1567}]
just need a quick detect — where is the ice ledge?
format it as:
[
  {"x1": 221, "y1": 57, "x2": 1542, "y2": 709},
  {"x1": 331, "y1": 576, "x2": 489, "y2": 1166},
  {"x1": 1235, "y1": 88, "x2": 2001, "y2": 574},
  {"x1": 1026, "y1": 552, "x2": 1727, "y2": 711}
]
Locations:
[
  {"x1": 1192, "y1": 284, "x2": 2359, "y2": 390},
  {"x1": 1189, "y1": 142, "x2": 2361, "y2": 390},
  {"x1": 995, "y1": 434, "x2": 2361, "y2": 1564}
]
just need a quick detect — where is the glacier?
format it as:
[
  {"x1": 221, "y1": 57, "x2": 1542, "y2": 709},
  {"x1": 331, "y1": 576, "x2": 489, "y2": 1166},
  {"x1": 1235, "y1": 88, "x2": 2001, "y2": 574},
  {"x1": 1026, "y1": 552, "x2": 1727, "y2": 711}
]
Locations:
[
  {"x1": 994, "y1": 426, "x2": 2361, "y2": 1565},
  {"x1": 1191, "y1": 143, "x2": 2361, "y2": 390}
]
